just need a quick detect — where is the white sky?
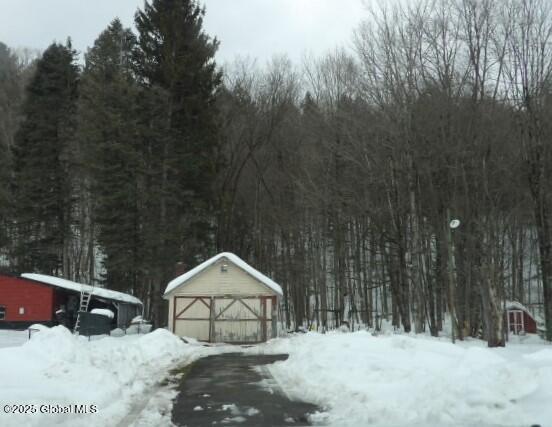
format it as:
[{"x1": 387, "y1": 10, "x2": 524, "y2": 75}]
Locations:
[{"x1": 0, "y1": 0, "x2": 366, "y2": 65}]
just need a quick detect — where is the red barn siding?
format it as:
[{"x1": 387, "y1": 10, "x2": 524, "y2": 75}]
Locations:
[
  {"x1": 521, "y1": 311, "x2": 537, "y2": 333},
  {"x1": 0, "y1": 275, "x2": 55, "y2": 323},
  {"x1": 505, "y1": 308, "x2": 538, "y2": 334}
]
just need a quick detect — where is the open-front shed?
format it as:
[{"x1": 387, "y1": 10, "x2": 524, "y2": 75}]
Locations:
[
  {"x1": 164, "y1": 252, "x2": 282, "y2": 344},
  {"x1": 0, "y1": 272, "x2": 142, "y2": 330},
  {"x1": 504, "y1": 300, "x2": 543, "y2": 335}
]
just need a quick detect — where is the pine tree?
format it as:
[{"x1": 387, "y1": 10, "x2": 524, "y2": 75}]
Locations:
[
  {"x1": 0, "y1": 43, "x2": 27, "y2": 148},
  {"x1": 0, "y1": 43, "x2": 19, "y2": 254},
  {"x1": 78, "y1": 20, "x2": 144, "y2": 293},
  {"x1": 0, "y1": 127, "x2": 10, "y2": 256},
  {"x1": 12, "y1": 42, "x2": 79, "y2": 274},
  {"x1": 134, "y1": 0, "x2": 222, "y2": 323}
]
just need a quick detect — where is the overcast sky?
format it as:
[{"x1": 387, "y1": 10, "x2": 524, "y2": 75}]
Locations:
[{"x1": 0, "y1": 0, "x2": 366, "y2": 64}]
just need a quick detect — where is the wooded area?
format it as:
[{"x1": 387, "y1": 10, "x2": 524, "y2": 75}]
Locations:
[{"x1": 1, "y1": 0, "x2": 552, "y2": 346}]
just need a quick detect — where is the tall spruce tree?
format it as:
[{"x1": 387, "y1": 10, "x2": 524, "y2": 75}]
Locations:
[
  {"x1": 134, "y1": 0, "x2": 222, "y2": 323},
  {"x1": 78, "y1": 20, "x2": 144, "y2": 293},
  {"x1": 0, "y1": 43, "x2": 19, "y2": 255},
  {"x1": 0, "y1": 43, "x2": 23, "y2": 150},
  {"x1": 0, "y1": 120, "x2": 10, "y2": 256},
  {"x1": 1, "y1": 43, "x2": 37, "y2": 262},
  {"x1": 12, "y1": 42, "x2": 79, "y2": 274}
]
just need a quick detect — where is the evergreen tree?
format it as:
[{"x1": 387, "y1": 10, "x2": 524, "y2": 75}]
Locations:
[
  {"x1": 12, "y1": 42, "x2": 79, "y2": 274},
  {"x1": 0, "y1": 42, "x2": 19, "y2": 150},
  {"x1": 0, "y1": 125, "x2": 10, "y2": 256},
  {"x1": 0, "y1": 43, "x2": 20, "y2": 254},
  {"x1": 134, "y1": 0, "x2": 222, "y2": 323},
  {"x1": 78, "y1": 20, "x2": 144, "y2": 293}
]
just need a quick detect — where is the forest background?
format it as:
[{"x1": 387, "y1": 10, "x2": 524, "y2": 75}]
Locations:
[{"x1": 1, "y1": 0, "x2": 552, "y2": 347}]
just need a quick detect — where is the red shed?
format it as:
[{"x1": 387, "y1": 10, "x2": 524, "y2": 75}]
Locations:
[
  {"x1": 0, "y1": 273, "x2": 142, "y2": 330},
  {"x1": 504, "y1": 301, "x2": 539, "y2": 335},
  {"x1": 0, "y1": 274, "x2": 56, "y2": 328}
]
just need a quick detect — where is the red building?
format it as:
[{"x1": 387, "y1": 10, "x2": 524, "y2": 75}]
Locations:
[
  {"x1": 0, "y1": 274, "x2": 56, "y2": 328},
  {"x1": 0, "y1": 273, "x2": 142, "y2": 330},
  {"x1": 504, "y1": 301, "x2": 539, "y2": 335}
]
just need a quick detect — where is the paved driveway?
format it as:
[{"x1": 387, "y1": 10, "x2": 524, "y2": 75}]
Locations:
[{"x1": 171, "y1": 353, "x2": 319, "y2": 427}]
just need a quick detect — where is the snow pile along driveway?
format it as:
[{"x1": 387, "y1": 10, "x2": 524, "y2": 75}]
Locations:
[
  {"x1": 0, "y1": 329, "x2": 29, "y2": 349},
  {"x1": 0, "y1": 326, "x2": 211, "y2": 427},
  {"x1": 260, "y1": 331, "x2": 552, "y2": 427}
]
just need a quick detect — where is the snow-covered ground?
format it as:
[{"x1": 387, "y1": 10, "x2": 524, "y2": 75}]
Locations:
[
  {"x1": 0, "y1": 329, "x2": 30, "y2": 349},
  {"x1": 254, "y1": 331, "x2": 552, "y2": 427},
  {"x1": 2, "y1": 326, "x2": 551, "y2": 427},
  {"x1": 0, "y1": 326, "x2": 225, "y2": 427}
]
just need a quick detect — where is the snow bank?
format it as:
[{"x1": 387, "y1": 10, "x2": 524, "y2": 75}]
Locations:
[
  {"x1": 0, "y1": 326, "x2": 216, "y2": 427},
  {"x1": 256, "y1": 331, "x2": 552, "y2": 427}
]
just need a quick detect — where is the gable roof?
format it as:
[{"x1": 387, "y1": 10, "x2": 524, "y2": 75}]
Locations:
[
  {"x1": 163, "y1": 252, "x2": 283, "y2": 297},
  {"x1": 21, "y1": 273, "x2": 142, "y2": 306},
  {"x1": 505, "y1": 300, "x2": 545, "y2": 327}
]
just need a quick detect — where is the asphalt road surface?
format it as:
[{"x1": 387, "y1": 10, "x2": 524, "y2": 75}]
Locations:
[{"x1": 171, "y1": 353, "x2": 319, "y2": 427}]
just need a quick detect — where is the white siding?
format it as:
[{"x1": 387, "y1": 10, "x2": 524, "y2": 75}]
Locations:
[
  {"x1": 173, "y1": 297, "x2": 211, "y2": 340},
  {"x1": 267, "y1": 298, "x2": 273, "y2": 320},
  {"x1": 211, "y1": 297, "x2": 270, "y2": 343},
  {"x1": 166, "y1": 257, "x2": 279, "y2": 341},
  {"x1": 168, "y1": 296, "x2": 174, "y2": 332},
  {"x1": 175, "y1": 320, "x2": 210, "y2": 341},
  {"x1": 215, "y1": 298, "x2": 261, "y2": 320},
  {"x1": 213, "y1": 320, "x2": 262, "y2": 343},
  {"x1": 175, "y1": 297, "x2": 210, "y2": 319},
  {"x1": 168, "y1": 258, "x2": 275, "y2": 297}
]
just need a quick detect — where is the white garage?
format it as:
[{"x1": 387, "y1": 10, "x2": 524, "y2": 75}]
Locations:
[{"x1": 164, "y1": 252, "x2": 282, "y2": 344}]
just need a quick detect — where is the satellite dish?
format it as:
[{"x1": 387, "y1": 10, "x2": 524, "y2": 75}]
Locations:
[{"x1": 449, "y1": 219, "x2": 461, "y2": 229}]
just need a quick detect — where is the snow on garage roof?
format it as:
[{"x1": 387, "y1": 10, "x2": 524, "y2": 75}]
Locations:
[
  {"x1": 163, "y1": 252, "x2": 283, "y2": 296},
  {"x1": 21, "y1": 273, "x2": 142, "y2": 306}
]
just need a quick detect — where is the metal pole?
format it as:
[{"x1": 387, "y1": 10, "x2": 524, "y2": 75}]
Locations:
[{"x1": 447, "y1": 210, "x2": 457, "y2": 344}]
